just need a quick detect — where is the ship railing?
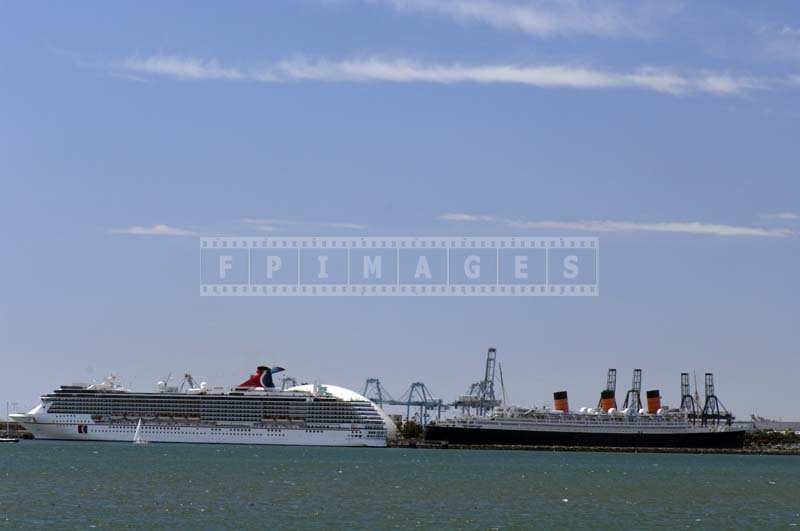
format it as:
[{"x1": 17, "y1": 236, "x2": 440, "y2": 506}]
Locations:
[{"x1": 465, "y1": 415, "x2": 690, "y2": 428}]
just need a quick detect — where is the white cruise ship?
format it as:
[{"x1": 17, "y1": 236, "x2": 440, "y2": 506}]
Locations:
[{"x1": 11, "y1": 366, "x2": 395, "y2": 447}]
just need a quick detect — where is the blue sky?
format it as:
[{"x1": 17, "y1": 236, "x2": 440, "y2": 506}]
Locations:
[{"x1": 1, "y1": 1, "x2": 799, "y2": 418}]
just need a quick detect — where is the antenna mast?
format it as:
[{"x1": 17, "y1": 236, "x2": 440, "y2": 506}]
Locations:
[{"x1": 498, "y1": 362, "x2": 508, "y2": 407}]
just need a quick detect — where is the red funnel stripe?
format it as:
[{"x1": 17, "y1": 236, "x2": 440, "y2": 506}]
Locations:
[{"x1": 239, "y1": 367, "x2": 267, "y2": 387}]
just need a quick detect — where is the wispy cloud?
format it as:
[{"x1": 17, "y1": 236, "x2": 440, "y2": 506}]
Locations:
[
  {"x1": 760, "y1": 212, "x2": 798, "y2": 221},
  {"x1": 107, "y1": 224, "x2": 197, "y2": 236},
  {"x1": 506, "y1": 220, "x2": 792, "y2": 237},
  {"x1": 439, "y1": 213, "x2": 496, "y2": 222},
  {"x1": 123, "y1": 56, "x2": 250, "y2": 81},
  {"x1": 240, "y1": 218, "x2": 367, "y2": 231},
  {"x1": 323, "y1": 222, "x2": 369, "y2": 230},
  {"x1": 379, "y1": 0, "x2": 670, "y2": 39},
  {"x1": 240, "y1": 218, "x2": 298, "y2": 229},
  {"x1": 120, "y1": 54, "x2": 786, "y2": 96},
  {"x1": 439, "y1": 213, "x2": 793, "y2": 237}
]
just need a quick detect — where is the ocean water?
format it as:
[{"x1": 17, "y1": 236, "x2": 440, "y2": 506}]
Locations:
[{"x1": 1, "y1": 441, "x2": 799, "y2": 529}]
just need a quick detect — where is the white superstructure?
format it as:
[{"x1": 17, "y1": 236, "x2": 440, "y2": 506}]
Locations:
[
  {"x1": 11, "y1": 367, "x2": 394, "y2": 447},
  {"x1": 438, "y1": 406, "x2": 736, "y2": 434}
]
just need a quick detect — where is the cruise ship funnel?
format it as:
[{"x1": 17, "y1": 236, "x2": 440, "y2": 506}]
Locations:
[
  {"x1": 646, "y1": 389, "x2": 661, "y2": 414},
  {"x1": 600, "y1": 390, "x2": 616, "y2": 412},
  {"x1": 553, "y1": 391, "x2": 569, "y2": 413}
]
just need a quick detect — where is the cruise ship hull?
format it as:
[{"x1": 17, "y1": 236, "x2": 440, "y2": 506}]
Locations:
[
  {"x1": 425, "y1": 425, "x2": 746, "y2": 449},
  {"x1": 18, "y1": 418, "x2": 386, "y2": 447}
]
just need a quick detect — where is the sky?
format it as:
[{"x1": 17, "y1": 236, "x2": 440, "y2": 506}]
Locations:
[{"x1": 1, "y1": 1, "x2": 799, "y2": 419}]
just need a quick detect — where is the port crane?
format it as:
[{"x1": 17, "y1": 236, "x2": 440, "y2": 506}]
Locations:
[
  {"x1": 361, "y1": 378, "x2": 444, "y2": 423},
  {"x1": 622, "y1": 368, "x2": 643, "y2": 410},
  {"x1": 394, "y1": 382, "x2": 445, "y2": 424},
  {"x1": 701, "y1": 373, "x2": 733, "y2": 426},
  {"x1": 362, "y1": 378, "x2": 394, "y2": 407},
  {"x1": 680, "y1": 372, "x2": 699, "y2": 423},
  {"x1": 363, "y1": 347, "x2": 503, "y2": 423},
  {"x1": 175, "y1": 373, "x2": 198, "y2": 392},
  {"x1": 452, "y1": 348, "x2": 502, "y2": 415}
]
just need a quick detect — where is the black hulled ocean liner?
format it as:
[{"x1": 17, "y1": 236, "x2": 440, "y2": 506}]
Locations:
[{"x1": 426, "y1": 380, "x2": 745, "y2": 449}]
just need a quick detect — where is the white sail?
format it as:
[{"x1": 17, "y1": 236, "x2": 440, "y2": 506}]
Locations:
[{"x1": 133, "y1": 419, "x2": 147, "y2": 444}]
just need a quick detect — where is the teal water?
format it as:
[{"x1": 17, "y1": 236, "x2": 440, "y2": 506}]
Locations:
[{"x1": 1, "y1": 441, "x2": 799, "y2": 529}]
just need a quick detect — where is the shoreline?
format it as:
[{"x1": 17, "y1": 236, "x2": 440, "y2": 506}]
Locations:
[{"x1": 393, "y1": 439, "x2": 800, "y2": 456}]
